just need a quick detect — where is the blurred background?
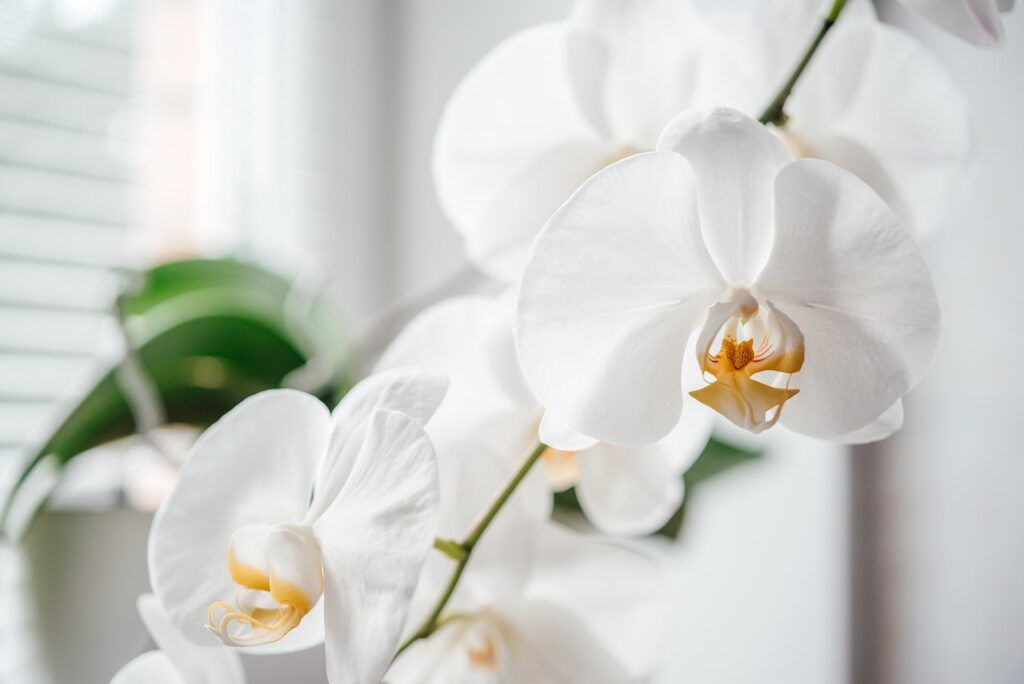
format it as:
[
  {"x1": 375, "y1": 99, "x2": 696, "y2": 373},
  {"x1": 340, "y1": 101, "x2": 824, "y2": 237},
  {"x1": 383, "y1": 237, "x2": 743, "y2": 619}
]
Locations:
[{"x1": 0, "y1": 1, "x2": 1020, "y2": 682}]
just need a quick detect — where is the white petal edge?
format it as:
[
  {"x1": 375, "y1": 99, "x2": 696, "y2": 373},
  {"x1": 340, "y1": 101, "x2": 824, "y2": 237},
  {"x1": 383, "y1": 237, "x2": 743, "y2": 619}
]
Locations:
[
  {"x1": 313, "y1": 409, "x2": 440, "y2": 684},
  {"x1": 309, "y1": 369, "x2": 447, "y2": 520},
  {"x1": 433, "y1": 22, "x2": 610, "y2": 280},
  {"x1": 575, "y1": 409, "x2": 712, "y2": 536},
  {"x1": 524, "y1": 521, "x2": 668, "y2": 679},
  {"x1": 516, "y1": 150, "x2": 727, "y2": 446},
  {"x1": 149, "y1": 390, "x2": 330, "y2": 645},
  {"x1": 497, "y1": 599, "x2": 632, "y2": 684},
  {"x1": 899, "y1": 0, "x2": 1007, "y2": 46},
  {"x1": 568, "y1": 0, "x2": 718, "y2": 147},
  {"x1": 756, "y1": 159, "x2": 940, "y2": 437},
  {"x1": 136, "y1": 594, "x2": 245, "y2": 684},
  {"x1": 575, "y1": 444, "x2": 683, "y2": 537},
  {"x1": 384, "y1": 619, "x2": 479, "y2": 684},
  {"x1": 376, "y1": 294, "x2": 534, "y2": 421},
  {"x1": 110, "y1": 651, "x2": 185, "y2": 684},
  {"x1": 539, "y1": 411, "x2": 599, "y2": 452},
  {"x1": 787, "y1": 19, "x2": 973, "y2": 238},
  {"x1": 831, "y1": 398, "x2": 904, "y2": 444},
  {"x1": 657, "y1": 107, "x2": 792, "y2": 284}
]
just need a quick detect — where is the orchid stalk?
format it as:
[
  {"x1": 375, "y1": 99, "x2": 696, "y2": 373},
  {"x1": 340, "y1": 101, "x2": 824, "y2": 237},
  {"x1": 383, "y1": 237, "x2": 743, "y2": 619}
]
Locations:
[
  {"x1": 396, "y1": 441, "x2": 547, "y2": 657},
  {"x1": 758, "y1": 0, "x2": 848, "y2": 125}
]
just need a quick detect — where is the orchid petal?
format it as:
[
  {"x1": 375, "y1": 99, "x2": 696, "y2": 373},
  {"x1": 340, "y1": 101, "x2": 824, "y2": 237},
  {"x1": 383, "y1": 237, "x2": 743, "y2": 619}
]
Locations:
[
  {"x1": 309, "y1": 369, "x2": 447, "y2": 520},
  {"x1": 575, "y1": 445, "x2": 681, "y2": 537},
  {"x1": 497, "y1": 600, "x2": 632, "y2": 684},
  {"x1": 525, "y1": 522, "x2": 667, "y2": 679},
  {"x1": 480, "y1": 289, "x2": 536, "y2": 407},
  {"x1": 433, "y1": 23, "x2": 610, "y2": 280},
  {"x1": 377, "y1": 294, "x2": 551, "y2": 529},
  {"x1": 149, "y1": 390, "x2": 330, "y2": 645},
  {"x1": 900, "y1": 0, "x2": 1008, "y2": 45},
  {"x1": 568, "y1": 0, "x2": 744, "y2": 146},
  {"x1": 538, "y1": 411, "x2": 598, "y2": 452},
  {"x1": 574, "y1": 409, "x2": 711, "y2": 536},
  {"x1": 831, "y1": 399, "x2": 904, "y2": 444},
  {"x1": 377, "y1": 295, "x2": 532, "y2": 420},
  {"x1": 788, "y1": 20, "x2": 972, "y2": 237},
  {"x1": 757, "y1": 159, "x2": 940, "y2": 438},
  {"x1": 313, "y1": 409, "x2": 440, "y2": 684},
  {"x1": 385, "y1": 619, "x2": 483, "y2": 684},
  {"x1": 471, "y1": 140, "x2": 617, "y2": 281},
  {"x1": 134, "y1": 594, "x2": 245, "y2": 684},
  {"x1": 517, "y1": 151, "x2": 726, "y2": 447},
  {"x1": 657, "y1": 107, "x2": 792, "y2": 285},
  {"x1": 110, "y1": 651, "x2": 185, "y2": 684}
]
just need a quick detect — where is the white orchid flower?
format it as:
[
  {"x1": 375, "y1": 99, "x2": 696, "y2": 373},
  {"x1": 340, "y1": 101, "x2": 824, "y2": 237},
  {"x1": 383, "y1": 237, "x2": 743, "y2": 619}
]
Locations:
[
  {"x1": 378, "y1": 291, "x2": 713, "y2": 537},
  {"x1": 433, "y1": 0, "x2": 970, "y2": 280},
  {"x1": 386, "y1": 440, "x2": 667, "y2": 684},
  {"x1": 111, "y1": 594, "x2": 244, "y2": 684},
  {"x1": 898, "y1": 0, "x2": 1015, "y2": 46},
  {"x1": 516, "y1": 107, "x2": 940, "y2": 446},
  {"x1": 148, "y1": 369, "x2": 447, "y2": 684}
]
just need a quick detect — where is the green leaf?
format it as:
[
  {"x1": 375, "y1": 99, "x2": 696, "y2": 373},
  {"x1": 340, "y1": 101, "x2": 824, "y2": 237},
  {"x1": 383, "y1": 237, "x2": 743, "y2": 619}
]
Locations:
[{"x1": 1, "y1": 259, "x2": 352, "y2": 535}]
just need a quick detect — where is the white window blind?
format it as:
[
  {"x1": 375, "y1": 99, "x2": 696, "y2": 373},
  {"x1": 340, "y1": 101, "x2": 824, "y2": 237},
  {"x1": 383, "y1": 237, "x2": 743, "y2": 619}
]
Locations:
[{"x1": 0, "y1": 0, "x2": 136, "y2": 490}]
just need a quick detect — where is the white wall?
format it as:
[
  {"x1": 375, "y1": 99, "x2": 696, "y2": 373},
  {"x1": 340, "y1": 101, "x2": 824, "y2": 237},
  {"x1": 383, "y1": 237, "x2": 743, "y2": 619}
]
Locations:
[{"x1": 870, "y1": 5, "x2": 1024, "y2": 683}]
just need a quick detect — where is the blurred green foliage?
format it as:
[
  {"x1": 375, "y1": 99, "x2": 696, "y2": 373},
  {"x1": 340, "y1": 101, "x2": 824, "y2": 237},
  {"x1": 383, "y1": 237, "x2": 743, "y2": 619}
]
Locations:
[{"x1": 1, "y1": 259, "x2": 352, "y2": 532}]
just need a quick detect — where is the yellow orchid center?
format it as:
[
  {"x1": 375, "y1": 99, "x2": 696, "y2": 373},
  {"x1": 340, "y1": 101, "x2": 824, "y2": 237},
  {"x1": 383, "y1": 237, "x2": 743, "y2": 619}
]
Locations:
[
  {"x1": 207, "y1": 524, "x2": 323, "y2": 647},
  {"x1": 720, "y1": 336, "x2": 755, "y2": 371},
  {"x1": 690, "y1": 300, "x2": 805, "y2": 433}
]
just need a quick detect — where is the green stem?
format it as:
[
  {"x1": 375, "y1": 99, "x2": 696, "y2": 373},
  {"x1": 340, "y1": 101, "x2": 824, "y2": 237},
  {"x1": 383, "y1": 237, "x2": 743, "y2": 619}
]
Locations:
[
  {"x1": 758, "y1": 0, "x2": 848, "y2": 126},
  {"x1": 433, "y1": 537, "x2": 467, "y2": 561},
  {"x1": 394, "y1": 441, "x2": 547, "y2": 659}
]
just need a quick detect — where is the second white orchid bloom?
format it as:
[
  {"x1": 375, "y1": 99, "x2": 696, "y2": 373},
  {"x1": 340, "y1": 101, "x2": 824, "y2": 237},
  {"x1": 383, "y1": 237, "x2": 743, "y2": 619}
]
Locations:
[
  {"x1": 148, "y1": 369, "x2": 447, "y2": 684},
  {"x1": 378, "y1": 292, "x2": 713, "y2": 537},
  {"x1": 434, "y1": 0, "x2": 970, "y2": 280},
  {"x1": 516, "y1": 107, "x2": 941, "y2": 446}
]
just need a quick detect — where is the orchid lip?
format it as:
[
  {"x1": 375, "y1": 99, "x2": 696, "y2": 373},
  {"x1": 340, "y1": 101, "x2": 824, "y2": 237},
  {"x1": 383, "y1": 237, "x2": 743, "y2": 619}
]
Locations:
[
  {"x1": 690, "y1": 296, "x2": 805, "y2": 433},
  {"x1": 206, "y1": 523, "x2": 324, "y2": 647}
]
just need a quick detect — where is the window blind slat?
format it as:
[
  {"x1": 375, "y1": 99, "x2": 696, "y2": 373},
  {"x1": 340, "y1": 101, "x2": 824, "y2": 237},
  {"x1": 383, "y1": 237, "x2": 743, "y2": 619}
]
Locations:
[
  {"x1": 0, "y1": 356, "x2": 99, "y2": 399},
  {"x1": 0, "y1": 35, "x2": 132, "y2": 96},
  {"x1": 0, "y1": 73, "x2": 128, "y2": 136},
  {"x1": 0, "y1": 0, "x2": 135, "y2": 470},
  {"x1": 0, "y1": 260, "x2": 119, "y2": 312},
  {"x1": 0, "y1": 403, "x2": 53, "y2": 444},
  {"x1": 0, "y1": 117, "x2": 128, "y2": 180},
  {"x1": 35, "y1": 7, "x2": 136, "y2": 56},
  {"x1": 0, "y1": 163, "x2": 129, "y2": 224},
  {"x1": 0, "y1": 308, "x2": 119, "y2": 356},
  {"x1": 0, "y1": 212, "x2": 128, "y2": 267}
]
